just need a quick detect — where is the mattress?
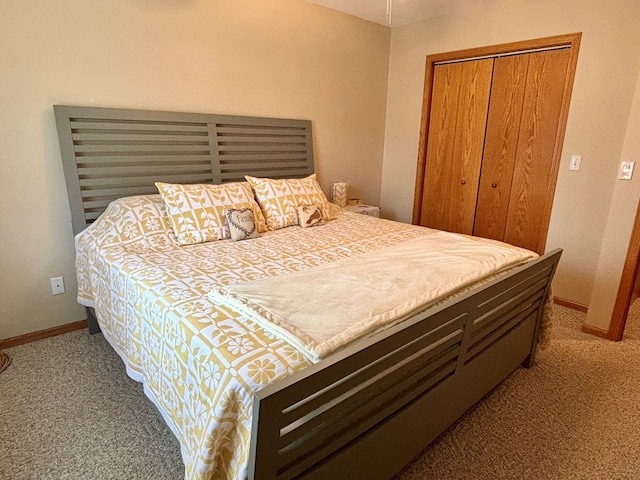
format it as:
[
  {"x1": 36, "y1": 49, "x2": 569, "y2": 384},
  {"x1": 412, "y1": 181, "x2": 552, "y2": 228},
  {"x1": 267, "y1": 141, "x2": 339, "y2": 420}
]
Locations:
[{"x1": 75, "y1": 194, "x2": 540, "y2": 480}]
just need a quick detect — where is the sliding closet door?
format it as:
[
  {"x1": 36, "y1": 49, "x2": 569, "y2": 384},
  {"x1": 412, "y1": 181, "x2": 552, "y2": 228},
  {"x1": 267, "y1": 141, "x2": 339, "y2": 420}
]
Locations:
[
  {"x1": 473, "y1": 54, "x2": 529, "y2": 241},
  {"x1": 503, "y1": 48, "x2": 571, "y2": 252},
  {"x1": 419, "y1": 59, "x2": 493, "y2": 235}
]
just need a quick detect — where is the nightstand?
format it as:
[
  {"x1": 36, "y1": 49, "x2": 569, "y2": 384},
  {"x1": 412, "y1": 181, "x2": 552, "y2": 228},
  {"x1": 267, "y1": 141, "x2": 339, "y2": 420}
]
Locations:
[{"x1": 344, "y1": 204, "x2": 380, "y2": 218}]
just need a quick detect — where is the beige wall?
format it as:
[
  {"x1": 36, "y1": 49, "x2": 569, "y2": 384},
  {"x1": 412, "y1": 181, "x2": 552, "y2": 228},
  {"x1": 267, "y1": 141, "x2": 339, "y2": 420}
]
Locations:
[
  {"x1": 0, "y1": 0, "x2": 390, "y2": 339},
  {"x1": 586, "y1": 69, "x2": 640, "y2": 330},
  {"x1": 4, "y1": 0, "x2": 640, "y2": 339},
  {"x1": 380, "y1": 0, "x2": 640, "y2": 321}
]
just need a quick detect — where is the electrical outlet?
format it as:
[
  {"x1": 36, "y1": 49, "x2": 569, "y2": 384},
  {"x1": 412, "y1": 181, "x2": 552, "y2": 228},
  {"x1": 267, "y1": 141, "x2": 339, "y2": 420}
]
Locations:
[
  {"x1": 50, "y1": 276, "x2": 65, "y2": 295},
  {"x1": 569, "y1": 155, "x2": 582, "y2": 171}
]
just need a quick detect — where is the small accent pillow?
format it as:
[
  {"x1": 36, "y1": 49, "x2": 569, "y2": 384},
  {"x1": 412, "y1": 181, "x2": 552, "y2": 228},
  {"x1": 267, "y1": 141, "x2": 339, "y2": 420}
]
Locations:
[
  {"x1": 245, "y1": 174, "x2": 336, "y2": 231},
  {"x1": 155, "y1": 181, "x2": 267, "y2": 245},
  {"x1": 226, "y1": 208, "x2": 259, "y2": 241},
  {"x1": 297, "y1": 205, "x2": 323, "y2": 228}
]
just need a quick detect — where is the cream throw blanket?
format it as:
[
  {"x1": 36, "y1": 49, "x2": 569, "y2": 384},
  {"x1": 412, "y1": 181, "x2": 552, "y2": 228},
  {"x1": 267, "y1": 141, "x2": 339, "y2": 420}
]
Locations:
[{"x1": 208, "y1": 232, "x2": 537, "y2": 361}]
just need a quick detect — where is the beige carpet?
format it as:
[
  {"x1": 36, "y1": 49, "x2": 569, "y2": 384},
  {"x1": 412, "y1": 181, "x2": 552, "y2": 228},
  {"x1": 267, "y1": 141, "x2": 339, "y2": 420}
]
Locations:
[
  {"x1": 394, "y1": 303, "x2": 640, "y2": 480},
  {"x1": 1, "y1": 304, "x2": 639, "y2": 479}
]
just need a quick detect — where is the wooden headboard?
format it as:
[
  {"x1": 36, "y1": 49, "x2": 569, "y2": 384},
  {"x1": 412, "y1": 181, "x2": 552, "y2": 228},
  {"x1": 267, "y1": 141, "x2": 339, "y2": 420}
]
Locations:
[{"x1": 54, "y1": 105, "x2": 314, "y2": 234}]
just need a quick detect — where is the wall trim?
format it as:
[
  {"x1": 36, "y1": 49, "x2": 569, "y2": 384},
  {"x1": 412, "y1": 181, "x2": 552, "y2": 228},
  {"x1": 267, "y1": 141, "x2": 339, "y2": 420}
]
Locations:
[
  {"x1": 580, "y1": 323, "x2": 610, "y2": 339},
  {"x1": 608, "y1": 200, "x2": 640, "y2": 341},
  {"x1": 554, "y1": 297, "x2": 618, "y2": 340},
  {"x1": 0, "y1": 299, "x2": 598, "y2": 347},
  {"x1": 0, "y1": 301, "x2": 609, "y2": 346},
  {"x1": 0, "y1": 320, "x2": 87, "y2": 350},
  {"x1": 0, "y1": 299, "x2": 591, "y2": 348},
  {"x1": 553, "y1": 296, "x2": 589, "y2": 313}
]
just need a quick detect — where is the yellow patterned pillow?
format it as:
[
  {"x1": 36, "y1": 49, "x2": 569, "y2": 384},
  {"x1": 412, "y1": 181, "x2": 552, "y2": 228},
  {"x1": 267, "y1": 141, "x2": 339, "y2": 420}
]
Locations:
[
  {"x1": 245, "y1": 174, "x2": 336, "y2": 231},
  {"x1": 155, "y1": 182, "x2": 267, "y2": 245}
]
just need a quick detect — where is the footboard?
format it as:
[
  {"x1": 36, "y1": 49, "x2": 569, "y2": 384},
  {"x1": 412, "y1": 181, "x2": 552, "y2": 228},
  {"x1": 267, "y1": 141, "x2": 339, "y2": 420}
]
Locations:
[{"x1": 248, "y1": 248, "x2": 561, "y2": 480}]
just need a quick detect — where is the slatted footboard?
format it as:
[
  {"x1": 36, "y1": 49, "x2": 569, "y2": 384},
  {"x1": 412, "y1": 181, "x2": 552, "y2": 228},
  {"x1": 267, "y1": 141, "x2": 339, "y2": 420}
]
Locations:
[{"x1": 249, "y1": 248, "x2": 561, "y2": 480}]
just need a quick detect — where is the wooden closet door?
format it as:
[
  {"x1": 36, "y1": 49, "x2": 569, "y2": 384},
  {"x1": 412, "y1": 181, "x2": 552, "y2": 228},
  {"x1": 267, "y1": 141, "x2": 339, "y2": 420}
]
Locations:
[
  {"x1": 473, "y1": 54, "x2": 529, "y2": 241},
  {"x1": 420, "y1": 59, "x2": 493, "y2": 235},
  {"x1": 503, "y1": 48, "x2": 571, "y2": 252},
  {"x1": 414, "y1": 34, "x2": 580, "y2": 252}
]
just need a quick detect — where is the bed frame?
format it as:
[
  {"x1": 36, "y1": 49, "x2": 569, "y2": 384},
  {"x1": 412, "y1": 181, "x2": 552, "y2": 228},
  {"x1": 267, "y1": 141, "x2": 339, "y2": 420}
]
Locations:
[{"x1": 54, "y1": 105, "x2": 561, "y2": 480}]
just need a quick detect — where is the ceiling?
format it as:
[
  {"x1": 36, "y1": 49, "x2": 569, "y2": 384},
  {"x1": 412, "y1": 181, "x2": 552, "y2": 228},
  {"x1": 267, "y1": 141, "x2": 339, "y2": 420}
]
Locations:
[{"x1": 304, "y1": 0, "x2": 502, "y2": 27}]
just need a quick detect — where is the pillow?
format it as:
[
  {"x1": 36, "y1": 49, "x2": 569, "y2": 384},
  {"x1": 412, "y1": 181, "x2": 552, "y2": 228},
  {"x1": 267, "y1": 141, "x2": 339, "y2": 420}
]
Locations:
[
  {"x1": 297, "y1": 204, "x2": 323, "y2": 228},
  {"x1": 226, "y1": 207, "x2": 259, "y2": 241},
  {"x1": 327, "y1": 202, "x2": 344, "y2": 218},
  {"x1": 155, "y1": 181, "x2": 267, "y2": 245},
  {"x1": 245, "y1": 174, "x2": 336, "y2": 231}
]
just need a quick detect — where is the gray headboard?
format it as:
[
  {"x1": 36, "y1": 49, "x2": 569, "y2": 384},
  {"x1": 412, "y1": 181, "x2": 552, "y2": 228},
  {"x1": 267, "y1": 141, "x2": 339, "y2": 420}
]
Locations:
[{"x1": 54, "y1": 105, "x2": 314, "y2": 234}]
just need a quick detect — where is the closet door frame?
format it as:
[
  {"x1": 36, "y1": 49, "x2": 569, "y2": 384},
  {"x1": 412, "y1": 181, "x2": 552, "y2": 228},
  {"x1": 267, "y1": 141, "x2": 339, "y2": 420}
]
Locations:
[{"x1": 413, "y1": 33, "x2": 581, "y2": 254}]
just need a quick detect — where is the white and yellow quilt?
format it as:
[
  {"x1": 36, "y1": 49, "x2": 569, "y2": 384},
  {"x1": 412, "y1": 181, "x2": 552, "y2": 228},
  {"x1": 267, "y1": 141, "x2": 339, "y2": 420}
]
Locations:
[{"x1": 75, "y1": 194, "x2": 540, "y2": 480}]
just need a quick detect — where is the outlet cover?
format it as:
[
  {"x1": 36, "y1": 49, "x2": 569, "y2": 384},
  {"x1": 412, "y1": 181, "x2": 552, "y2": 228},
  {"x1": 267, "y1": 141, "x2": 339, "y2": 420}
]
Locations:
[
  {"x1": 50, "y1": 276, "x2": 65, "y2": 295},
  {"x1": 619, "y1": 161, "x2": 635, "y2": 180},
  {"x1": 569, "y1": 155, "x2": 582, "y2": 171}
]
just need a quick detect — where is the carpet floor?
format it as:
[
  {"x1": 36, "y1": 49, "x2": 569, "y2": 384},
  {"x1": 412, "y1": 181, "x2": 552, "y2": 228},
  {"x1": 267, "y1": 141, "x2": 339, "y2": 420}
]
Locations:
[{"x1": 1, "y1": 304, "x2": 639, "y2": 480}]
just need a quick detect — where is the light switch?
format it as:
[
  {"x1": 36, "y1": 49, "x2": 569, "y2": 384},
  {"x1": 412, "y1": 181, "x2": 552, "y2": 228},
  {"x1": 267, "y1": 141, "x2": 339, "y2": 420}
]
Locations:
[
  {"x1": 619, "y1": 161, "x2": 635, "y2": 180},
  {"x1": 569, "y1": 155, "x2": 582, "y2": 171}
]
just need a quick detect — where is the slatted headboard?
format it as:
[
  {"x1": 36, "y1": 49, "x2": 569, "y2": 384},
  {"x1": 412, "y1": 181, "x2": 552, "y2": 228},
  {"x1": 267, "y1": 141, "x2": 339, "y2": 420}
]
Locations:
[{"x1": 54, "y1": 105, "x2": 314, "y2": 234}]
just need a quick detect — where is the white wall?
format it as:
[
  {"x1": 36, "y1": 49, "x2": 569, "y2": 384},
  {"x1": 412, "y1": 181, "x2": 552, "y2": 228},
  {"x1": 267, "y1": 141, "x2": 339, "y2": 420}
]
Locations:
[
  {"x1": 380, "y1": 0, "x2": 640, "y2": 324},
  {"x1": 0, "y1": 0, "x2": 391, "y2": 339}
]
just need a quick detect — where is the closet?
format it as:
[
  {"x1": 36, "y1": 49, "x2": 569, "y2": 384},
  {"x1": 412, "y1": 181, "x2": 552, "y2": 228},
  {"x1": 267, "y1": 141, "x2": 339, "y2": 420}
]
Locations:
[{"x1": 413, "y1": 34, "x2": 580, "y2": 254}]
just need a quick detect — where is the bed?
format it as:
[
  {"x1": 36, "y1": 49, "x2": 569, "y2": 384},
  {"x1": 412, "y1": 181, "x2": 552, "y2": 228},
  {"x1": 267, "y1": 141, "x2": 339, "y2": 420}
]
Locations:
[{"x1": 54, "y1": 105, "x2": 561, "y2": 480}]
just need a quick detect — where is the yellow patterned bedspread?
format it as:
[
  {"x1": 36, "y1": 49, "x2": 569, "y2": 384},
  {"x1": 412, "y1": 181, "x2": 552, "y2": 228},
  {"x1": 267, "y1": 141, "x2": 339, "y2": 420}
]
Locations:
[
  {"x1": 75, "y1": 194, "x2": 544, "y2": 479},
  {"x1": 75, "y1": 194, "x2": 444, "y2": 479}
]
